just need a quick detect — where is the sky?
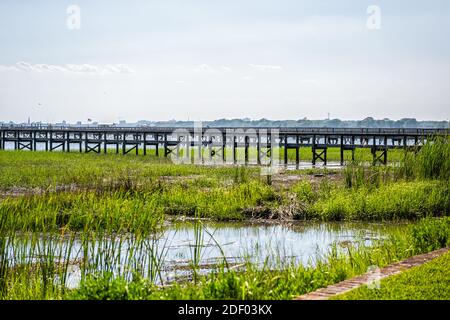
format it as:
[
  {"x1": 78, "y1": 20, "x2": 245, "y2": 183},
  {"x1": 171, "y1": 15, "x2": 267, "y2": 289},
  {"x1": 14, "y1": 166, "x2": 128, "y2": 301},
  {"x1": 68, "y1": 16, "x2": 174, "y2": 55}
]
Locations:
[{"x1": 0, "y1": 0, "x2": 449, "y2": 123}]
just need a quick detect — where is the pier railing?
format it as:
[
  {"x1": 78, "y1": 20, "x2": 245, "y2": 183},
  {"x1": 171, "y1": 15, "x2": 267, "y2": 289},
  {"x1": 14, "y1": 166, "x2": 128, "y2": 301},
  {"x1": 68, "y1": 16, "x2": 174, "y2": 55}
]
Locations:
[{"x1": 0, "y1": 125, "x2": 448, "y2": 166}]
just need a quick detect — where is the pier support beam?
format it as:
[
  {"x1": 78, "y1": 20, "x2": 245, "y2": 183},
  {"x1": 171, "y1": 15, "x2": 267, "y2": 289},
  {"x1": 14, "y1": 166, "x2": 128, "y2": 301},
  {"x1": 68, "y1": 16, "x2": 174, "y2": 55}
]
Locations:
[
  {"x1": 244, "y1": 136, "x2": 249, "y2": 165},
  {"x1": 164, "y1": 133, "x2": 169, "y2": 157},
  {"x1": 371, "y1": 147, "x2": 387, "y2": 165},
  {"x1": 222, "y1": 133, "x2": 226, "y2": 163},
  {"x1": 284, "y1": 134, "x2": 288, "y2": 165},
  {"x1": 312, "y1": 147, "x2": 327, "y2": 166},
  {"x1": 0, "y1": 127, "x2": 446, "y2": 167},
  {"x1": 312, "y1": 134, "x2": 327, "y2": 165},
  {"x1": 143, "y1": 133, "x2": 147, "y2": 156},
  {"x1": 103, "y1": 133, "x2": 108, "y2": 154},
  {"x1": 232, "y1": 135, "x2": 237, "y2": 164},
  {"x1": 86, "y1": 143, "x2": 101, "y2": 154}
]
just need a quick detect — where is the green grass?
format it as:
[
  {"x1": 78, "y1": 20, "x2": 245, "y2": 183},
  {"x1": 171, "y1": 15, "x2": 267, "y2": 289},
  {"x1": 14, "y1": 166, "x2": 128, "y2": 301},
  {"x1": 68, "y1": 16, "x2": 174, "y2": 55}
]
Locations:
[
  {"x1": 0, "y1": 191, "x2": 165, "y2": 232},
  {"x1": 400, "y1": 136, "x2": 450, "y2": 180},
  {"x1": 65, "y1": 218, "x2": 450, "y2": 300},
  {"x1": 0, "y1": 139, "x2": 448, "y2": 234},
  {"x1": 0, "y1": 179, "x2": 278, "y2": 232},
  {"x1": 0, "y1": 137, "x2": 448, "y2": 300},
  {"x1": 333, "y1": 251, "x2": 450, "y2": 300},
  {"x1": 309, "y1": 180, "x2": 449, "y2": 221},
  {"x1": 0, "y1": 146, "x2": 409, "y2": 190},
  {"x1": 66, "y1": 236, "x2": 409, "y2": 300},
  {"x1": 0, "y1": 150, "x2": 259, "y2": 190},
  {"x1": 1, "y1": 178, "x2": 447, "y2": 233}
]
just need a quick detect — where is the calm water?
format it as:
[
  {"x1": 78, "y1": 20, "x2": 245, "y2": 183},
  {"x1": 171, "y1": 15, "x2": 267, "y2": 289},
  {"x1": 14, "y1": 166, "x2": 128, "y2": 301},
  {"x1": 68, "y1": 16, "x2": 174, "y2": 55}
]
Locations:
[{"x1": 5, "y1": 221, "x2": 406, "y2": 287}]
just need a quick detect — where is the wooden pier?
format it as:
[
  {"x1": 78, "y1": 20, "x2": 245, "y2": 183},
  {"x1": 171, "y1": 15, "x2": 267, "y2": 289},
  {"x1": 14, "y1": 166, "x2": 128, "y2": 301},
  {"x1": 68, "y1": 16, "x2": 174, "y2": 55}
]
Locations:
[{"x1": 0, "y1": 125, "x2": 447, "y2": 166}]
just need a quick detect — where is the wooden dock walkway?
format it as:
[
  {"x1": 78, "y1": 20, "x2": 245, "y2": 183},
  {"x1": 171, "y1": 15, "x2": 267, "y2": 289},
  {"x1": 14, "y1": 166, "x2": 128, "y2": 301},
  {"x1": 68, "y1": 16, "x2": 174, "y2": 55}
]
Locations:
[{"x1": 0, "y1": 125, "x2": 447, "y2": 166}]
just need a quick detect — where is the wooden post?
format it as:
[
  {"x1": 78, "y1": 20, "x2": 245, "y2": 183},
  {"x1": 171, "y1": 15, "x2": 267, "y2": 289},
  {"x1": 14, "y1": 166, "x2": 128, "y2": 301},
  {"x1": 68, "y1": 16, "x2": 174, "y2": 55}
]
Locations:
[
  {"x1": 351, "y1": 136, "x2": 355, "y2": 161},
  {"x1": 244, "y1": 135, "x2": 249, "y2": 165},
  {"x1": 233, "y1": 135, "x2": 237, "y2": 164},
  {"x1": 284, "y1": 134, "x2": 288, "y2": 165},
  {"x1": 257, "y1": 132, "x2": 261, "y2": 165},
  {"x1": 269, "y1": 132, "x2": 273, "y2": 165},
  {"x1": 79, "y1": 133, "x2": 82, "y2": 153},
  {"x1": 30, "y1": 131, "x2": 35, "y2": 151},
  {"x1": 66, "y1": 132, "x2": 70, "y2": 152},
  {"x1": 85, "y1": 132, "x2": 89, "y2": 153},
  {"x1": 49, "y1": 131, "x2": 53, "y2": 152},
  {"x1": 164, "y1": 133, "x2": 168, "y2": 157},
  {"x1": 0, "y1": 130, "x2": 3, "y2": 150},
  {"x1": 156, "y1": 134, "x2": 160, "y2": 157},
  {"x1": 312, "y1": 134, "x2": 316, "y2": 165},
  {"x1": 122, "y1": 133, "x2": 126, "y2": 155},
  {"x1": 208, "y1": 134, "x2": 213, "y2": 161},
  {"x1": 143, "y1": 132, "x2": 147, "y2": 156},
  {"x1": 222, "y1": 132, "x2": 226, "y2": 163},
  {"x1": 135, "y1": 134, "x2": 139, "y2": 155},
  {"x1": 372, "y1": 135, "x2": 377, "y2": 164},
  {"x1": 340, "y1": 135, "x2": 344, "y2": 165},
  {"x1": 295, "y1": 135, "x2": 299, "y2": 169},
  {"x1": 104, "y1": 132, "x2": 107, "y2": 154}
]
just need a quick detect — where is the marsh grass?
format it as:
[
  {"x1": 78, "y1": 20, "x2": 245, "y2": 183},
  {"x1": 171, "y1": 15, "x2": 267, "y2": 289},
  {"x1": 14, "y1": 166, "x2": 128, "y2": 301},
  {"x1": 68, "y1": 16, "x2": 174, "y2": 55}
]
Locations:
[
  {"x1": 0, "y1": 136, "x2": 448, "y2": 300},
  {"x1": 67, "y1": 217, "x2": 450, "y2": 300},
  {"x1": 310, "y1": 180, "x2": 449, "y2": 221},
  {"x1": 399, "y1": 136, "x2": 450, "y2": 180},
  {"x1": 0, "y1": 150, "x2": 260, "y2": 190}
]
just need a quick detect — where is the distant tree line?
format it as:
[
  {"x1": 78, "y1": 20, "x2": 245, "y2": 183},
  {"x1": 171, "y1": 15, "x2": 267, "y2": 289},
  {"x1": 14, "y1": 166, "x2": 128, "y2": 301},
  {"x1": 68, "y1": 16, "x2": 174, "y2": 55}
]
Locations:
[
  {"x1": 137, "y1": 117, "x2": 449, "y2": 128},
  {"x1": 3, "y1": 117, "x2": 447, "y2": 129}
]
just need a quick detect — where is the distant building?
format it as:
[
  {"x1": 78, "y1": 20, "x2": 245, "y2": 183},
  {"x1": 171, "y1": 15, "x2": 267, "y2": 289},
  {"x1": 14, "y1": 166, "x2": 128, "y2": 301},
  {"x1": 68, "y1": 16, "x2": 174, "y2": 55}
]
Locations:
[{"x1": 98, "y1": 123, "x2": 114, "y2": 128}]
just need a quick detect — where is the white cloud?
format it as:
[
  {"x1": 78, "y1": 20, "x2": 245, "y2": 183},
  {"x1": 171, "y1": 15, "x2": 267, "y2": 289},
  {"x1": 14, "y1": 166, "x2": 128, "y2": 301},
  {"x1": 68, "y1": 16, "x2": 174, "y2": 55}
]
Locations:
[
  {"x1": 220, "y1": 66, "x2": 232, "y2": 72},
  {"x1": 0, "y1": 62, "x2": 135, "y2": 75},
  {"x1": 249, "y1": 64, "x2": 283, "y2": 72},
  {"x1": 115, "y1": 64, "x2": 135, "y2": 74},
  {"x1": 195, "y1": 64, "x2": 214, "y2": 72},
  {"x1": 194, "y1": 64, "x2": 233, "y2": 73},
  {"x1": 0, "y1": 65, "x2": 19, "y2": 72},
  {"x1": 15, "y1": 61, "x2": 34, "y2": 71},
  {"x1": 66, "y1": 64, "x2": 100, "y2": 73}
]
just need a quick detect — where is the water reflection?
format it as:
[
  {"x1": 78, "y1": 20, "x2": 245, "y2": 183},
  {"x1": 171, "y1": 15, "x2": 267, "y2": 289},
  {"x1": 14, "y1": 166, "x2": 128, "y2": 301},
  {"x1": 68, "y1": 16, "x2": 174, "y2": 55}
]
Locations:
[{"x1": 5, "y1": 221, "x2": 406, "y2": 288}]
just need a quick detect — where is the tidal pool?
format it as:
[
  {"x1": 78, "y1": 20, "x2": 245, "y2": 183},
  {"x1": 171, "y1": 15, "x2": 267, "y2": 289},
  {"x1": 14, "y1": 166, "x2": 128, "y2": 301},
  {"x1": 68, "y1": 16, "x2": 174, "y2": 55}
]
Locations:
[{"x1": 4, "y1": 221, "x2": 407, "y2": 288}]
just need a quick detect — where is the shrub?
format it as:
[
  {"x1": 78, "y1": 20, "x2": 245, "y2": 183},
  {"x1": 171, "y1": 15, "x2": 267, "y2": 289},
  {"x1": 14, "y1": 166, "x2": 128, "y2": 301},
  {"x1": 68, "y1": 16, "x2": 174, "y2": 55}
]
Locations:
[{"x1": 410, "y1": 217, "x2": 450, "y2": 253}]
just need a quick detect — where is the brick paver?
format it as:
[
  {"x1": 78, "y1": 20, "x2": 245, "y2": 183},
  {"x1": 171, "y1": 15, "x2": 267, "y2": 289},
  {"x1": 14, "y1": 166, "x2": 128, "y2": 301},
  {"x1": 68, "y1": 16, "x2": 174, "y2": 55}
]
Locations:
[{"x1": 295, "y1": 247, "x2": 450, "y2": 300}]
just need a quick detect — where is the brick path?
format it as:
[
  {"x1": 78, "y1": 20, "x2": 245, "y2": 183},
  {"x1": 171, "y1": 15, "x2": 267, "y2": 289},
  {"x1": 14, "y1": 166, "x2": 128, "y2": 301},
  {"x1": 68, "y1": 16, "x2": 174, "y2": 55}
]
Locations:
[{"x1": 295, "y1": 247, "x2": 450, "y2": 300}]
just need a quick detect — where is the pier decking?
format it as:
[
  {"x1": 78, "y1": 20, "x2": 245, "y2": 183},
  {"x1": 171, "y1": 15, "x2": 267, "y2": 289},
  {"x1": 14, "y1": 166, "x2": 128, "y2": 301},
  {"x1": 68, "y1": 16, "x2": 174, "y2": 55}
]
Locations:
[{"x1": 0, "y1": 125, "x2": 447, "y2": 166}]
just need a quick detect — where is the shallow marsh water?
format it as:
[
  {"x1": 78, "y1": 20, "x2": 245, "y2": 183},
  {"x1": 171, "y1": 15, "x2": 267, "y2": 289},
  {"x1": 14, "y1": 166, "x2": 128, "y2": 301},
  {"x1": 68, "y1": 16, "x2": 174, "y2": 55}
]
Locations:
[{"x1": 3, "y1": 220, "x2": 407, "y2": 288}]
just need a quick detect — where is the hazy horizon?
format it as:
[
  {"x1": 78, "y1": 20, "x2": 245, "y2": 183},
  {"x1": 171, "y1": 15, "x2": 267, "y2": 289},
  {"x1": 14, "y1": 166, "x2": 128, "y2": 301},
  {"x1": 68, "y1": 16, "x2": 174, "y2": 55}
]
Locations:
[{"x1": 1, "y1": 1, "x2": 449, "y2": 123}]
